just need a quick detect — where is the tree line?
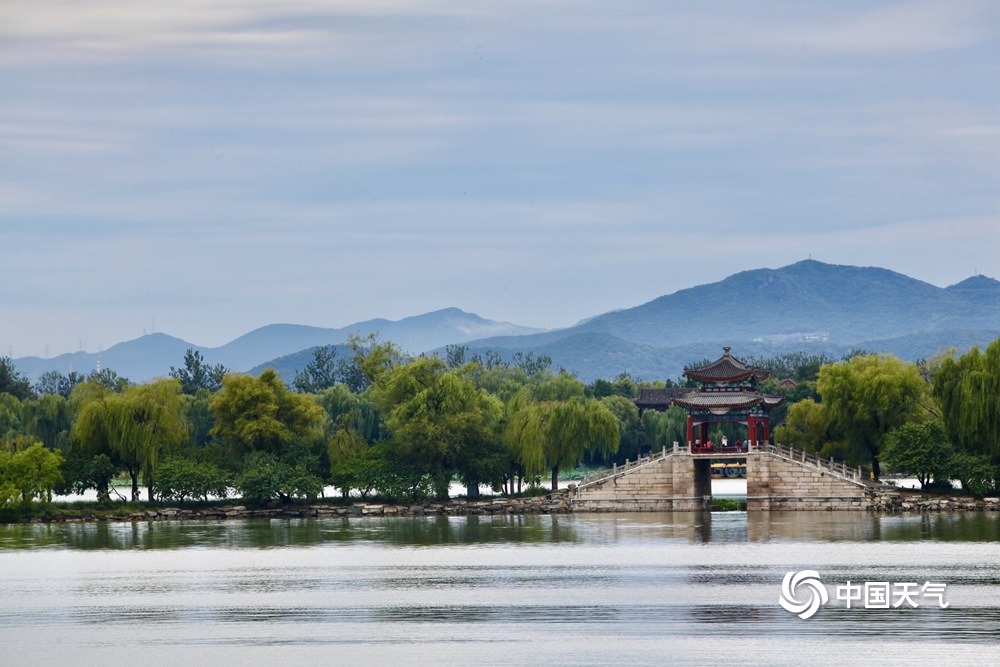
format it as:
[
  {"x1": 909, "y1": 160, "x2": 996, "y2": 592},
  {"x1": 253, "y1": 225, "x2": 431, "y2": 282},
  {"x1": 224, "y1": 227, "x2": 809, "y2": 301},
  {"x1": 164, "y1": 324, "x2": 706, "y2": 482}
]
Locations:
[
  {"x1": 0, "y1": 337, "x2": 663, "y2": 508},
  {"x1": 1, "y1": 337, "x2": 999, "y2": 509}
]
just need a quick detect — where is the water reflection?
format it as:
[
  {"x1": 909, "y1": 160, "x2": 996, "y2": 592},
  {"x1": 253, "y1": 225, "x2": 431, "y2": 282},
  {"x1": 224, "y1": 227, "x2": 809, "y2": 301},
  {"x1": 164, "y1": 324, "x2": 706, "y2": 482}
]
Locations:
[
  {"x1": 1, "y1": 511, "x2": 1000, "y2": 552},
  {"x1": 3, "y1": 510, "x2": 1000, "y2": 666},
  {"x1": 0, "y1": 514, "x2": 585, "y2": 551},
  {"x1": 747, "y1": 511, "x2": 1000, "y2": 543}
]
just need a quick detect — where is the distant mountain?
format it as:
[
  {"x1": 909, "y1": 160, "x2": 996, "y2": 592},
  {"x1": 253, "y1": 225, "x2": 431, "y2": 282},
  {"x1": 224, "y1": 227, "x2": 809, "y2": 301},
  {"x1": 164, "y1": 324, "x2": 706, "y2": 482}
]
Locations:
[
  {"x1": 13, "y1": 261, "x2": 1000, "y2": 386},
  {"x1": 439, "y1": 261, "x2": 1000, "y2": 381},
  {"x1": 12, "y1": 333, "x2": 201, "y2": 385},
  {"x1": 212, "y1": 307, "x2": 541, "y2": 370},
  {"x1": 468, "y1": 261, "x2": 1000, "y2": 350},
  {"x1": 12, "y1": 308, "x2": 542, "y2": 383},
  {"x1": 454, "y1": 328, "x2": 1000, "y2": 383},
  {"x1": 570, "y1": 260, "x2": 1000, "y2": 346}
]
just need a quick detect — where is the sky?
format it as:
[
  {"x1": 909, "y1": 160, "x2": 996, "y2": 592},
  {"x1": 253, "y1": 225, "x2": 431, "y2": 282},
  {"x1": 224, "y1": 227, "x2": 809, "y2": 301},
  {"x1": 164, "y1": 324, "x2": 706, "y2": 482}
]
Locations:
[{"x1": 2, "y1": 1, "x2": 999, "y2": 359}]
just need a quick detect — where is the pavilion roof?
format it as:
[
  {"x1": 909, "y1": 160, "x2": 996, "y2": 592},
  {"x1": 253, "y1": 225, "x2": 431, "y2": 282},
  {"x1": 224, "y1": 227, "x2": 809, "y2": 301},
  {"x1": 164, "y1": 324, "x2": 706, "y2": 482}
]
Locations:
[
  {"x1": 634, "y1": 387, "x2": 688, "y2": 409},
  {"x1": 672, "y1": 390, "x2": 786, "y2": 411},
  {"x1": 684, "y1": 347, "x2": 772, "y2": 383},
  {"x1": 672, "y1": 390, "x2": 764, "y2": 410}
]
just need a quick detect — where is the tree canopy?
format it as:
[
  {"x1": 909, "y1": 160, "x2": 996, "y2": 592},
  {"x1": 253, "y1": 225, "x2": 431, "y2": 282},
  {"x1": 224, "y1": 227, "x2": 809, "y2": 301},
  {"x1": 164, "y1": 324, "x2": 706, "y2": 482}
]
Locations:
[
  {"x1": 372, "y1": 357, "x2": 504, "y2": 499},
  {"x1": 816, "y1": 354, "x2": 928, "y2": 479},
  {"x1": 170, "y1": 349, "x2": 228, "y2": 395},
  {"x1": 505, "y1": 395, "x2": 620, "y2": 491},
  {"x1": 71, "y1": 378, "x2": 188, "y2": 501},
  {"x1": 210, "y1": 369, "x2": 325, "y2": 456}
]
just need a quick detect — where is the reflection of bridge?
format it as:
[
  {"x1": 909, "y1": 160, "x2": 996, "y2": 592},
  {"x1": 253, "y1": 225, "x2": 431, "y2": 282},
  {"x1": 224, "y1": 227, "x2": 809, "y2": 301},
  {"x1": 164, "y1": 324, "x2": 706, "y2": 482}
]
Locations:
[{"x1": 571, "y1": 442, "x2": 870, "y2": 511}]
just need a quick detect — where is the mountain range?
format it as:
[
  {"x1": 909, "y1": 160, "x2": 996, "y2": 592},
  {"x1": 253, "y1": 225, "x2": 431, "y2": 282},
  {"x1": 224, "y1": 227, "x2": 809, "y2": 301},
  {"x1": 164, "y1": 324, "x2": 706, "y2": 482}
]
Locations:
[{"x1": 12, "y1": 260, "x2": 1000, "y2": 384}]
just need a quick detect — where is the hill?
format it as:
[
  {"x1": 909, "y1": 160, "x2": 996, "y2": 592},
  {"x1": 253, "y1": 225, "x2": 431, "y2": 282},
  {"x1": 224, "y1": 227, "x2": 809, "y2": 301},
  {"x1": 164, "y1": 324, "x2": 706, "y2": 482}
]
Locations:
[
  {"x1": 13, "y1": 261, "x2": 1000, "y2": 385},
  {"x1": 13, "y1": 309, "x2": 541, "y2": 383},
  {"x1": 571, "y1": 260, "x2": 1000, "y2": 346}
]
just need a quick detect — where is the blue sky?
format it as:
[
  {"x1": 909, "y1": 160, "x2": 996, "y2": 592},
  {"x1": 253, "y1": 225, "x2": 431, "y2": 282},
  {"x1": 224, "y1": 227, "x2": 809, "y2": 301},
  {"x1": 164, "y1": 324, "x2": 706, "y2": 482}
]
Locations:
[{"x1": 2, "y1": 1, "x2": 999, "y2": 358}]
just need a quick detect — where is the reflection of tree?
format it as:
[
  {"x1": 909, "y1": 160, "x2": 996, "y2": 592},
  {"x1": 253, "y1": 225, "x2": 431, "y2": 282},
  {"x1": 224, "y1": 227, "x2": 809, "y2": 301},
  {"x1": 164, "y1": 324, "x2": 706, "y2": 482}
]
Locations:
[{"x1": 370, "y1": 514, "x2": 579, "y2": 546}]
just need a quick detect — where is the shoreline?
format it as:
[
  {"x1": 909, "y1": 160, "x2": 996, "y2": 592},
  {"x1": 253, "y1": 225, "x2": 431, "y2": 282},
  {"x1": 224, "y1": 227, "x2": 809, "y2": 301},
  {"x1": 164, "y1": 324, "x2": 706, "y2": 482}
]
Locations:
[{"x1": 5, "y1": 487, "x2": 1000, "y2": 525}]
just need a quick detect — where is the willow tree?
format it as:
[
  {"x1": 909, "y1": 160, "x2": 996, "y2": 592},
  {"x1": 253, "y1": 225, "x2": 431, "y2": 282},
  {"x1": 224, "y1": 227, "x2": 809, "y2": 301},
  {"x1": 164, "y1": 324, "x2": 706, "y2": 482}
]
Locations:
[
  {"x1": 816, "y1": 354, "x2": 929, "y2": 479},
  {"x1": 209, "y1": 369, "x2": 325, "y2": 457},
  {"x1": 599, "y1": 395, "x2": 641, "y2": 463},
  {"x1": 71, "y1": 379, "x2": 188, "y2": 501},
  {"x1": 773, "y1": 398, "x2": 833, "y2": 455},
  {"x1": 319, "y1": 384, "x2": 387, "y2": 497},
  {"x1": 505, "y1": 396, "x2": 620, "y2": 491},
  {"x1": 372, "y1": 357, "x2": 504, "y2": 499},
  {"x1": 22, "y1": 393, "x2": 71, "y2": 450},
  {"x1": 933, "y1": 338, "x2": 1000, "y2": 463}
]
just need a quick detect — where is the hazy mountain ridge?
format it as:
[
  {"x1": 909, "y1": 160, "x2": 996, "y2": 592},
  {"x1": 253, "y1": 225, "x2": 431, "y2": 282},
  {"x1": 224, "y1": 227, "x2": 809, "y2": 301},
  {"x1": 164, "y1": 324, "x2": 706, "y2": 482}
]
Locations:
[
  {"x1": 12, "y1": 308, "x2": 542, "y2": 383},
  {"x1": 11, "y1": 261, "x2": 1000, "y2": 385},
  {"x1": 568, "y1": 260, "x2": 990, "y2": 346}
]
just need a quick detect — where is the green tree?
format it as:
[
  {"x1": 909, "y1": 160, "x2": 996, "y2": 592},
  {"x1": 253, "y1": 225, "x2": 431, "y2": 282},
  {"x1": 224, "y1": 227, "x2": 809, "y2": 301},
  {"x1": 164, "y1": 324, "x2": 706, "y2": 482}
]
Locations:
[
  {"x1": 58, "y1": 450, "x2": 117, "y2": 502},
  {"x1": 86, "y1": 367, "x2": 132, "y2": 392},
  {"x1": 0, "y1": 393, "x2": 23, "y2": 435},
  {"x1": 210, "y1": 369, "x2": 325, "y2": 457},
  {"x1": 155, "y1": 456, "x2": 230, "y2": 502},
  {"x1": 950, "y1": 451, "x2": 996, "y2": 497},
  {"x1": 184, "y1": 388, "x2": 216, "y2": 448},
  {"x1": 0, "y1": 356, "x2": 33, "y2": 400},
  {"x1": 817, "y1": 354, "x2": 928, "y2": 479},
  {"x1": 348, "y1": 333, "x2": 405, "y2": 391},
  {"x1": 527, "y1": 370, "x2": 585, "y2": 402},
  {"x1": 372, "y1": 357, "x2": 503, "y2": 499},
  {"x1": 0, "y1": 440, "x2": 64, "y2": 507},
  {"x1": 600, "y1": 395, "x2": 642, "y2": 463},
  {"x1": 34, "y1": 370, "x2": 84, "y2": 399},
  {"x1": 588, "y1": 373, "x2": 639, "y2": 400},
  {"x1": 71, "y1": 378, "x2": 188, "y2": 501},
  {"x1": 882, "y1": 420, "x2": 954, "y2": 490},
  {"x1": 933, "y1": 338, "x2": 1000, "y2": 464},
  {"x1": 639, "y1": 405, "x2": 686, "y2": 454},
  {"x1": 319, "y1": 384, "x2": 387, "y2": 497},
  {"x1": 511, "y1": 351, "x2": 552, "y2": 376},
  {"x1": 22, "y1": 393, "x2": 71, "y2": 450},
  {"x1": 773, "y1": 398, "x2": 832, "y2": 454},
  {"x1": 293, "y1": 345, "x2": 341, "y2": 393},
  {"x1": 170, "y1": 349, "x2": 227, "y2": 395},
  {"x1": 234, "y1": 447, "x2": 324, "y2": 504},
  {"x1": 444, "y1": 344, "x2": 469, "y2": 370},
  {"x1": 505, "y1": 396, "x2": 620, "y2": 491}
]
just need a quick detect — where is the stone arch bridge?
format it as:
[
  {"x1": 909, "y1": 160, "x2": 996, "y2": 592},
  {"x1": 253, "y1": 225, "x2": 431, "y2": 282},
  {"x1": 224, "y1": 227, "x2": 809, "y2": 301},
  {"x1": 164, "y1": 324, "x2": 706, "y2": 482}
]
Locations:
[{"x1": 570, "y1": 442, "x2": 871, "y2": 511}]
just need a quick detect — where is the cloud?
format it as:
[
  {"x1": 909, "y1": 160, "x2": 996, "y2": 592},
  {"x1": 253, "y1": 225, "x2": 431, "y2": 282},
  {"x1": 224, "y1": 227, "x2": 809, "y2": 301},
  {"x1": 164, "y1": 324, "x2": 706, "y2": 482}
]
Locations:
[
  {"x1": 726, "y1": 0, "x2": 997, "y2": 55},
  {"x1": 2, "y1": 1, "x2": 998, "y2": 357}
]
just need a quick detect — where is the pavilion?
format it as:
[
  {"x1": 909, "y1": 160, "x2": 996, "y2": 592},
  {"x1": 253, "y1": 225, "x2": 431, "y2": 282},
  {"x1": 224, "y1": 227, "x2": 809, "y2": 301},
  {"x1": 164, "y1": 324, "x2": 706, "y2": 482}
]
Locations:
[{"x1": 635, "y1": 347, "x2": 784, "y2": 452}]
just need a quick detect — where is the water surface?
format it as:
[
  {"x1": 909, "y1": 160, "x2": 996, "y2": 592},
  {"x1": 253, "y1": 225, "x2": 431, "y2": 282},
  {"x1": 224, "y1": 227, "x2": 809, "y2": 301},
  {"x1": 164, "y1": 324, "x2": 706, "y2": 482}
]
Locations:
[{"x1": 1, "y1": 512, "x2": 998, "y2": 666}]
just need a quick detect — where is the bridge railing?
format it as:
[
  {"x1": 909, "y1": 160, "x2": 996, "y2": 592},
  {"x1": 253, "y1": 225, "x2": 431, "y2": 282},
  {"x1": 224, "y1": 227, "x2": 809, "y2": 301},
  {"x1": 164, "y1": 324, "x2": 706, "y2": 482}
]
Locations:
[
  {"x1": 577, "y1": 444, "x2": 678, "y2": 487},
  {"x1": 575, "y1": 441, "x2": 865, "y2": 488},
  {"x1": 764, "y1": 442, "x2": 864, "y2": 484}
]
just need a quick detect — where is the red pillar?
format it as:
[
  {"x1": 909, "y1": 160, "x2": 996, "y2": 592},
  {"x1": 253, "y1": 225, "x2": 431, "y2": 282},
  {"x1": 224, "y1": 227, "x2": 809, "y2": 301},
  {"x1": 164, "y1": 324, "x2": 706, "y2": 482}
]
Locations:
[
  {"x1": 747, "y1": 414, "x2": 756, "y2": 447},
  {"x1": 686, "y1": 414, "x2": 694, "y2": 446}
]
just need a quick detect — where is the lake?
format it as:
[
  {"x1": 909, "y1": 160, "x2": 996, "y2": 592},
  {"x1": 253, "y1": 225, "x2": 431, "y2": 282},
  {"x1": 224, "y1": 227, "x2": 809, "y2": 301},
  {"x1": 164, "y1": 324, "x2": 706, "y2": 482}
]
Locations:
[{"x1": 1, "y1": 511, "x2": 999, "y2": 666}]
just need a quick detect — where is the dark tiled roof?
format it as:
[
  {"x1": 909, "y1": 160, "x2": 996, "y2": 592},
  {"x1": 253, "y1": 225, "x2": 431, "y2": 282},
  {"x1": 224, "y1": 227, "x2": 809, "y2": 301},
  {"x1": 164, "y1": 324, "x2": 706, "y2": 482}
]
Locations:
[
  {"x1": 684, "y1": 346, "x2": 772, "y2": 382},
  {"x1": 635, "y1": 385, "x2": 785, "y2": 412},
  {"x1": 634, "y1": 387, "x2": 688, "y2": 409},
  {"x1": 762, "y1": 395, "x2": 786, "y2": 408},
  {"x1": 672, "y1": 391, "x2": 764, "y2": 410}
]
